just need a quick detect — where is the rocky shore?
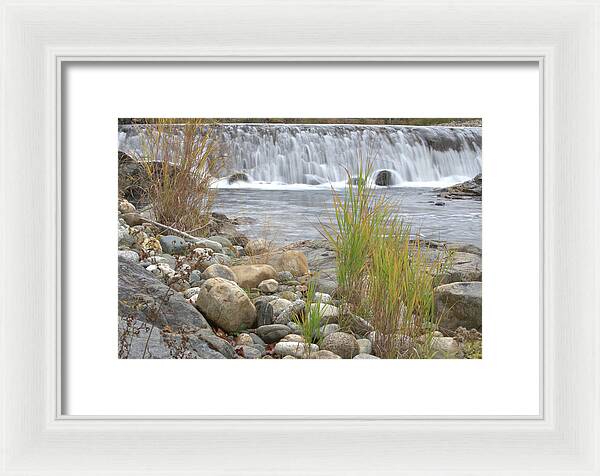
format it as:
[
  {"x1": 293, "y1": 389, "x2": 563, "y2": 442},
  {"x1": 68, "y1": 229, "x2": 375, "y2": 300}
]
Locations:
[{"x1": 118, "y1": 198, "x2": 482, "y2": 359}]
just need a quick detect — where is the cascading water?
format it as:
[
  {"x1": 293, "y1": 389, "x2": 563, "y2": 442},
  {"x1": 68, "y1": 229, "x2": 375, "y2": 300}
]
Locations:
[{"x1": 118, "y1": 123, "x2": 481, "y2": 188}]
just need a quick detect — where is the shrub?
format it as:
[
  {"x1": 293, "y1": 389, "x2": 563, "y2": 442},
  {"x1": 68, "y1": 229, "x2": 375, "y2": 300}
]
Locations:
[{"x1": 134, "y1": 118, "x2": 225, "y2": 234}]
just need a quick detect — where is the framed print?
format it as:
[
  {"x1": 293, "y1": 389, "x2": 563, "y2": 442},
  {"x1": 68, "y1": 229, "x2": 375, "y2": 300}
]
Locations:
[{"x1": 1, "y1": 1, "x2": 599, "y2": 475}]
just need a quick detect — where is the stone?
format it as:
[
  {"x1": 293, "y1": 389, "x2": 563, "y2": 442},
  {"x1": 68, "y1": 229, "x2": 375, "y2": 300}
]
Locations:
[
  {"x1": 277, "y1": 290, "x2": 298, "y2": 301},
  {"x1": 189, "y1": 270, "x2": 204, "y2": 287},
  {"x1": 353, "y1": 353, "x2": 381, "y2": 359},
  {"x1": 245, "y1": 238, "x2": 271, "y2": 256},
  {"x1": 256, "y1": 324, "x2": 291, "y2": 344},
  {"x1": 119, "y1": 320, "x2": 226, "y2": 359},
  {"x1": 159, "y1": 235, "x2": 188, "y2": 255},
  {"x1": 438, "y1": 174, "x2": 482, "y2": 200},
  {"x1": 122, "y1": 212, "x2": 146, "y2": 227},
  {"x1": 255, "y1": 300, "x2": 273, "y2": 327},
  {"x1": 211, "y1": 253, "x2": 233, "y2": 266},
  {"x1": 208, "y1": 235, "x2": 233, "y2": 248},
  {"x1": 320, "y1": 323, "x2": 340, "y2": 337},
  {"x1": 183, "y1": 287, "x2": 201, "y2": 299},
  {"x1": 314, "y1": 292, "x2": 332, "y2": 303},
  {"x1": 235, "y1": 333, "x2": 255, "y2": 346},
  {"x1": 249, "y1": 333, "x2": 266, "y2": 346},
  {"x1": 258, "y1": 279, "x2": 279, "y2": 294},
  {"x1": 274, "y1": 341, "x2": 318, "y2": 359},
  {"x1": 357, "y1": 338, "x2": 372, "y2": 355},
  {"x1": 118, "y1": 258, "x2": 210, "y2": 331},
  {"x1": 309, "y1": 350, "x2": 342, "y2": 359},
  {"x1": 281, "y1": 334, "x2": 305, "y2": 343},
  {"x1": 195, "y1": 278, "x2": 256, "y2": 333},
  {"x1": 270, "y1": 298, "x2": 293, "y2": 317},
  {"x1": 287, "y1": 321, "x2": 302, "y2": 334},
  {"x1": 276, "y1": 299, "x2": 305, "y2": 324},
  {"x1": 431, "y1": 336, "x2": 462, "y2": 358},
  {"x1": 118, "y1": 228, "x2": 135, "y2": 248},
  {"x1": 118, "y1": 198, "x2": 136, "y2": 214},
  {"x1": 228, "y1": 172, "x2": 249, "y2": 184},
  {"x1": 276, "y1": 271, "x2": 294, "y2": 282},
  {"x1": 282, "y1": 355, "x2": 296, "y2": 360},
  {"x1": 237, "y1": 345, "x2": 262, "y2": 359},
  {"x1": 321, "y1": 332, "x2": 360, "y2": 359},
  {"x1": 434, "y1": 282, "x2": 482, "y2": 331},
  {"x1": 265, "y1": 250, "x2": 309, "y2": 276},
  {"x1": 231, "y1": 264, "x2": 277, "y2": 289},
  {"x1": 202, "y1": 264, "x2": 236, "y2": 282},
  {"x1": 311, "y1": 303, "x2": 339, "y2": 320},
  {"x1": 118, "y1": 249, "x2": 140, "y2": 263},
  {"x1": 196, "y1": 328, "x2": 236, "y2": 359},
  {"x1": 193, "y1": 238, "x2": 223, "y2": 253},
  {"x1": 375, "y1": 169, "x2": 393, "y2": 186}
]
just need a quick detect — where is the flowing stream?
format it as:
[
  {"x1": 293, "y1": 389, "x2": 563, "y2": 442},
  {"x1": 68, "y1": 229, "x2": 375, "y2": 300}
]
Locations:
[{"x1": 119, "y1": 123, "x2": 482, "y2": 246}]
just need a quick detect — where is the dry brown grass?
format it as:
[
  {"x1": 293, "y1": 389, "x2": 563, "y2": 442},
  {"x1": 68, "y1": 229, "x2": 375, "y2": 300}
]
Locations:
[{"x1": 134, "y1": 118, "x2": 225, "y2": 234}]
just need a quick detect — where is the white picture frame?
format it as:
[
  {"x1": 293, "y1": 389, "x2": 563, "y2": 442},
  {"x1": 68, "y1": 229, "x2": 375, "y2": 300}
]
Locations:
[{"x1": 1, "y1": 0, "x2": 598, "y2": 474}]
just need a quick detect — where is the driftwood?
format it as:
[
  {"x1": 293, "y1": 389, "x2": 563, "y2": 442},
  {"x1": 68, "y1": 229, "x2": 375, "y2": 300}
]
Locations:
[{"x1": 143, "y1": 218, "x2": 208, "y2": 242}]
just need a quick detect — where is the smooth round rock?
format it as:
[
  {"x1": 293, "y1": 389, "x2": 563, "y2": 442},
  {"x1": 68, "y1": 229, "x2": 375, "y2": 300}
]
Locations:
[{"x1": 321, "y1": 332, "x2": 360, "y2": 359}]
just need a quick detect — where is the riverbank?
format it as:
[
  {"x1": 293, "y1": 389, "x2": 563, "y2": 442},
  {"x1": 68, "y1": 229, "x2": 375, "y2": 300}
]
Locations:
[{"x1": 118, "y1": 198, "x2": 482, "y2": 359}]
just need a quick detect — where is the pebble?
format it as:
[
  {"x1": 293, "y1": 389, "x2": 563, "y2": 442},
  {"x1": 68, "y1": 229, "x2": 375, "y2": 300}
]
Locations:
[{"x1": 258, "y1": 279, "x2": 279, "y2": 294}]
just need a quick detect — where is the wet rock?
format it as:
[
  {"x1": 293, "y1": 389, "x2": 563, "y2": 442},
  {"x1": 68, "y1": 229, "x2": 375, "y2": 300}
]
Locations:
[
  {"x1": 375, "y1": 169, "x2": 393, "y2": 186},
  {"x1": 321, "y1": 332, "x2": 360, "y2": 359},
  {"x1": 434, "y1": 282, "x2": 482, "y2": 331},
  {"x1": 438, "y1": 174, "x2": 482, "y2": 200},
  {"x1": 118, "y1": 258, "x2": 210, "y2": 331},
  {"x1": 231, "y1": 264, "x2": 277, "y2": 289},
  {"x1": 195, "y1": 278, "x2": 256, "y2": 333},
  {"x1": 228, "y1": 172, "x2": 249, "y2": 185}
]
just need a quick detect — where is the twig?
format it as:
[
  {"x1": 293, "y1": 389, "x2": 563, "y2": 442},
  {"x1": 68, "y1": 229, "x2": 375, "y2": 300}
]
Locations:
[{"x1": 144, "y1": 218, "x2": 208, "y2": 241}]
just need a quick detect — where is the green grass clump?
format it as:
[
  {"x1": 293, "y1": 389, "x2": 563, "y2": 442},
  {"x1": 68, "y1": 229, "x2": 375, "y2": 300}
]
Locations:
[{"x1": 292, "y1": 279, "x2": 325, "y2": 349}]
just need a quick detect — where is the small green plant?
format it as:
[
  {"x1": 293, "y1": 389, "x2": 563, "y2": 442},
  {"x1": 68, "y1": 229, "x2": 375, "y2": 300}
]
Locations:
[{"x1": 292, "y1": 279, "x2": 325, "y2": 348}]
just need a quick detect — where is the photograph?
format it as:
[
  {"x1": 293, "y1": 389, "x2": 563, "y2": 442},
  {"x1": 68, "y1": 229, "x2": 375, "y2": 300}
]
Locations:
[{"x1": 117, "y1": 118, "x2": 482, "y2": 359}]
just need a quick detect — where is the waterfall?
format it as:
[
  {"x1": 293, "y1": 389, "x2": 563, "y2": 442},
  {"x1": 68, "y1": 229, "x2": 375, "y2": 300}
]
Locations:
[{"x1": 119, "y1": 123, "x2": 482, "y2": 188}]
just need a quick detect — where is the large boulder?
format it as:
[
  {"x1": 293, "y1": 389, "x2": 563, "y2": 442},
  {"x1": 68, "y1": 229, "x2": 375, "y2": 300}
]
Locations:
[
  {"x1": 230, "y1": 264, "x2": 277, "y2": 289},
  {"x1": 118, "y1": 319, "x2": 225, "y2": 359},
  {"x1": 265, "y1": 250, "x2": 309, "y2": 277},
  {"x1": 195, "y1": 278, "x2": 257, "y2": 333},
  {"x1": 434, "y1": 281, "x2": 482, "y2": 332},
  {"x1": 438, "y1": 174, "x2": 482, "y2": 200},
  {"x1": 118, "y1": 258, "x2": 210, "y2": 331}
]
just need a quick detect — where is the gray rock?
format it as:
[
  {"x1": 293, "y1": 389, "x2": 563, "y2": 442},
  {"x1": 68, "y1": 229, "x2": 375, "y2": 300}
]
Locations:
[
  {"x1": 196, "y1": 328, "x2": 236, "y2": 359},
  {"x1": 183, "y1": 287, "x2": 201, "y2": 299},
  {"x1": 202, "y1": 264, "x2": 236, "y2": 282},
  {"x1": 118, "y1": 249, "x2": 140, "y2": 263},
  {"x1": 249, "y1": 333, "x2": 266, "y2": 346},
  {"x1": 321, "y1": 332, "x2": 360, "y2": 359},
  {"x1": 211, "y1": 253, "x2": 233, "y2": 266},
  {"x1": 434, "y1": 282, "x2": 482, "y2": 331},
  {"x1": 193, "y1": 238, "x2": 223, "y2": 253},
  {"x1": 119, "y1": 319, "x2": 224, "y2": 359},
  {"x1": 189, "y1": 270, "x2": 204, "y2": 287},
  {"x1": 159, "y1": 235, "x2": 188, "y2": 255},
  {"x1": 118, "y1": 258, "x2": 210, "y2": 331},
  {"x1": 195, "y1": 278, "x2": 257, "y2": 333},
  {"x1": 255, "y1": 300, "x2": 274, "y2": 327},
  {"x1": 353, "y1": 353, "x2": 381, "y2": 359},
  {"x1": 276, "y1": 271, "x2": 294, "y2": 282},
  {"x1": 258, "y1": 279, "x2": 279, "y2": 294},
  {"x1": 287, "y1": 321, "x2": 302, "y2": 334},
  {"x1": 237, "y1": 345, "x2": 262, "y2": 359},
  {"x1": 320, "y1": 323, "x2": 340, "y2": 337},
  {"x1": 118, "y1": 228, "x2": 135, "y2": 248},
  {"x1": 270, "y1": 298, "x2": 293, "y2": 317},
  {"x1": 357, "y1": 338, "x2": 372, "y2": 355},
  {"x1": 431, "y1": 336, "x2": 462, "y2": 359},
  {"x1": 256, "y1": 324, "x2": 291, "y2": 343},
  {"x1": 314, "y1": 292, "x2": 332, "y2": 303},
  {"x1": 274, "y1": 341, "x2": 318, "y2": 358},
  {"x1": 309, "y1": 350, "x2": 342, "y2": 359}
]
